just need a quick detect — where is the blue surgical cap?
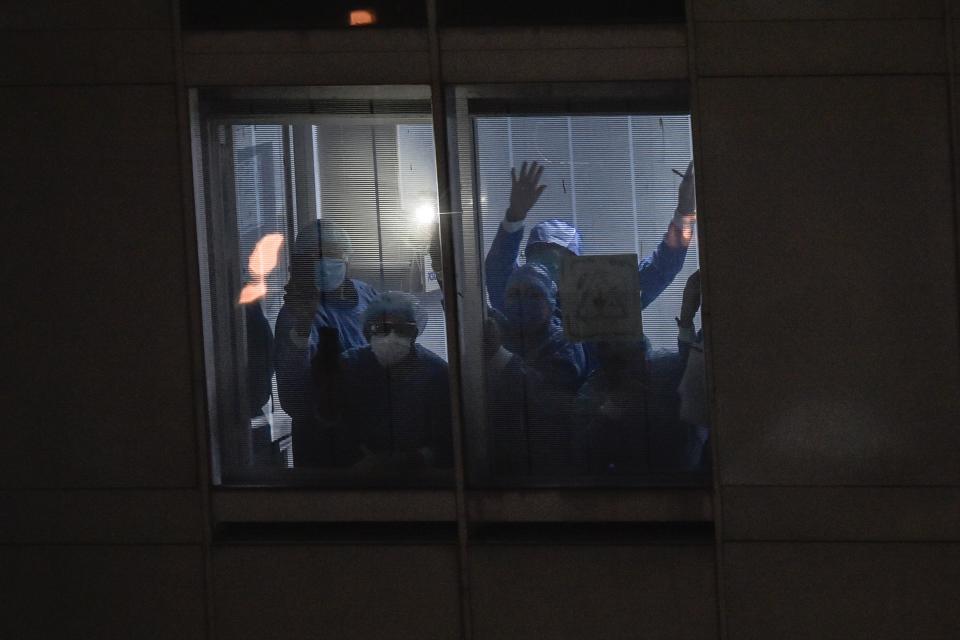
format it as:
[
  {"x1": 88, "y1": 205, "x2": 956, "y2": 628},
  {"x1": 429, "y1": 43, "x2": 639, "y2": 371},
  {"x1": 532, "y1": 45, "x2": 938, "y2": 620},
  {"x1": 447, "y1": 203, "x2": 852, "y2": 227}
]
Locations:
[
  {"x1": 293, "y1": 219, "x2": 353, "y2": 259},
  {"x1": 505, "y1": 263, "x2": 558, "y2": 310},
  {"x1": 526, "y1": 218, "x2": 582, "y2": 256},
  {"x1": 363, "y1": 291, "x2": 428, "y2": 336}
]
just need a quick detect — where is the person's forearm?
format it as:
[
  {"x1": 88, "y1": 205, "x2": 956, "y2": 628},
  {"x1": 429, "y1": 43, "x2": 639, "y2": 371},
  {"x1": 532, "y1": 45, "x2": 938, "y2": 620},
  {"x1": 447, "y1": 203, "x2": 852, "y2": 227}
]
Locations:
[
  {"x1": 274, "y1": 309, "x2": 312, "y2": 413},
  {"x1": 638, "y1": 233, "x2": 689, "y2": 309},
  {"x1": 665, "y1": 217, "x2": 695, "y2": 249},
  {"x1": 484, "y1": 220, "x2": 524, "y2": 313}
]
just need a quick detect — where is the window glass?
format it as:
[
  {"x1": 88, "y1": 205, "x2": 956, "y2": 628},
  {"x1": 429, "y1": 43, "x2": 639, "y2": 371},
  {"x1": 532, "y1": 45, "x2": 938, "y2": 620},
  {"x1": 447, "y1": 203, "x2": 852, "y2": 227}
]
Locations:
[
  {"x1": 449, "y1": 86, "x2": 709, "y2": 486},
  {"x1": 194, "y1": 88, "x2": 452, "y2": 486},
  {"x1": 193, "y1": 84, "x2": 711, "y2": 489}
]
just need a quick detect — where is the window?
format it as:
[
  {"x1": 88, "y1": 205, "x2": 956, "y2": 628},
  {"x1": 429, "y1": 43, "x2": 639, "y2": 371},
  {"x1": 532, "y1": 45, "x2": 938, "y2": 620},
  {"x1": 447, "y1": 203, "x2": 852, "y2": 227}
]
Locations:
[
  {"x1": 447, "y1": 83, "x2": 709, "y2": 486},
  {"x1": 192, "y1": 83, "x2": 709, "y2": 488},
  {"x1": 193, "y1": 86, "x2": 452, "y2": 485}
]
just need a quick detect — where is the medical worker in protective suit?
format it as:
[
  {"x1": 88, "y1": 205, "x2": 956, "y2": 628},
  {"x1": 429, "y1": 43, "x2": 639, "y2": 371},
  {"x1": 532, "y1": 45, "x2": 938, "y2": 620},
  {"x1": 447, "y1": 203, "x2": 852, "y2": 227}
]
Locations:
[
  {"x1": 675, "y1": 269, "x2": 710, "y2": 471},
  {"x1": 484, "y1": 160, "x2": 697, "y2": 383},
  {"x1": 311, "y1": 292, "x2": 453, "y2": 471},
  {"x1": 576, "y1": 269, "x2": 708, "y2": 474},
  {"x1": 500, "y1": 263, "x2": 585, "y2": 393},
  {"x1": 274, "y1": 219, "x2": 379, "y2": 467},
  {"x1": 488, "y1": 263, "x2": 586, "y2": 474}
]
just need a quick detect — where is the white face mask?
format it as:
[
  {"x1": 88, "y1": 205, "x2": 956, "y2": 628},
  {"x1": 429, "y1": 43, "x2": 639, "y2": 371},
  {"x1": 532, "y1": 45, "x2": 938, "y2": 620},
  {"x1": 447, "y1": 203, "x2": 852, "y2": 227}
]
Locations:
[{"x1": 370, "y1": 332, "x2": 412, "y2": 367}]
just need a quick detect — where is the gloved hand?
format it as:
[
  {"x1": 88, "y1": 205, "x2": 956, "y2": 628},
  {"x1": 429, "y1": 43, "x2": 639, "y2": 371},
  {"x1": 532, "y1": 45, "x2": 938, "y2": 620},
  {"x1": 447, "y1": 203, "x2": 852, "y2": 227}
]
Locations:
[
  {"x1": 506, "y1": 161, "x2": 547, "y2": 223},
  {"x1": 678, "y1": 269, "x2": 702, "y2": 329},
  {"x1": 284, "y1": 284, "x2": 321, "y2": 349},
  {"x1": 482, "y1": 315, "x2": 502, "y2": 360},
  {"x1": 285, "y1": 282, "x2": 321, "y2": 324},
  {"x1": 676, "y1": 161, "x2": 696, "y2": 217},
  {"x1": 483, "y1": 311, "x2": 517, "y2": 375}
]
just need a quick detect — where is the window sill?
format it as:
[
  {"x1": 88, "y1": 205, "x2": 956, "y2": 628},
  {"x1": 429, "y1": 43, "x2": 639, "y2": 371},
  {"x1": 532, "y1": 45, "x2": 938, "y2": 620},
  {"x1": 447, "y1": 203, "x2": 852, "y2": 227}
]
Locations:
[{"x1": 211, "y1": 486, "x2": 713, "y2": 525}]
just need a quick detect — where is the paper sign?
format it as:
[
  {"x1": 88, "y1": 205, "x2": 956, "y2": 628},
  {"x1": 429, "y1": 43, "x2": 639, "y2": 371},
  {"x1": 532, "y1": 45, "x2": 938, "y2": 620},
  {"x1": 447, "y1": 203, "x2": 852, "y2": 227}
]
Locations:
[
  {"x1": 424, "y1": 254, "x2": 440, "y2": 293},
  {"x1": 559, "y1": 253, "x2": 643, "y2": 341}
]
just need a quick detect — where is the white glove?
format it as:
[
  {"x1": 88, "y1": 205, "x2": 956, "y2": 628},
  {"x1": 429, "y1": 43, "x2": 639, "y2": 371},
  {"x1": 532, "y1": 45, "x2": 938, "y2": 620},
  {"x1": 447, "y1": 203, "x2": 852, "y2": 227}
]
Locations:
[{"x1": 676, "y1": 160, "x2": 696, "y2": 216}]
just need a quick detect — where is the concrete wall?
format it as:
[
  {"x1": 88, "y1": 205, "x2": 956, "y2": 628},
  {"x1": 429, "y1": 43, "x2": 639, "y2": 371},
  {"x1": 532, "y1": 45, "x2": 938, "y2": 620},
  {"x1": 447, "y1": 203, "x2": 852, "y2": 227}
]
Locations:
[
  {"x1": 1, "y1": 2, "x2": 207, "y2": 639},
  {"x1": 690, "y1": 2, "x2": 960, "y2": 638}
]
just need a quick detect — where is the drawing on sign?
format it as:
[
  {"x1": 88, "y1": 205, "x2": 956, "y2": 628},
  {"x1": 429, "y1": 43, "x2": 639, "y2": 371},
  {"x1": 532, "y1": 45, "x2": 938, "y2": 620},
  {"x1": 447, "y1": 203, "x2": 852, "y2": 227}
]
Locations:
[
  {"x1": 560, "y1": 253, "x2": 643, "y2": 341},
  {"x1": 577, "y1": 279, "x2": 631, "y2": 321}
]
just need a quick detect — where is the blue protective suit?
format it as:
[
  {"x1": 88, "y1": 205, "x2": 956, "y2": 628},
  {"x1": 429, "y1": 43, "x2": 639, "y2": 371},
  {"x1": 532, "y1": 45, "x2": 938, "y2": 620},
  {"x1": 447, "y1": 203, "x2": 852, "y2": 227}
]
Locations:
[
  {"x1": 315, "y1": 343, "x2": 453, "y2": 468},
  {"x1": 274, "y1": 278, "x2": 379, "y2": 466},
  {"x1": 485, "y1": 217, "x2": 688, "y2": 316},
  {"x1": 499, "y1": 263, "x2": 587, "y2": 391},
  {"x1": 576, "y1": 336, "x2": 710, "y2": 474},
  {"x1": 485, "y1": 349, "x2": 584, "y2": 477}
]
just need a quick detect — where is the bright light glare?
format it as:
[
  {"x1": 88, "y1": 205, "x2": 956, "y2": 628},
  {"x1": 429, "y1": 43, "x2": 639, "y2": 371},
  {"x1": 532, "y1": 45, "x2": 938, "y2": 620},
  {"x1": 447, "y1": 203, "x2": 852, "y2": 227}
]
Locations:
[{"x1": 415, "y1": 203, "x2": 437, "y2": 226}]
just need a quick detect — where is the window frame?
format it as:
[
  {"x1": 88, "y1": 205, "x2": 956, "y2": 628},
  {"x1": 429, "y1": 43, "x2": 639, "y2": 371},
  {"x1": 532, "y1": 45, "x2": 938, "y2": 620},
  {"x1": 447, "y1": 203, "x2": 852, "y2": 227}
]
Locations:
[
  {"x1": 194, "y1": 85, "x2": 457, "y2": 486},
  {"x1": 191, "y1": 81, "x2": 712, "y2": 506},
  {"x1": 445, "y1": 81, "x2": 708, "y2": 488}
]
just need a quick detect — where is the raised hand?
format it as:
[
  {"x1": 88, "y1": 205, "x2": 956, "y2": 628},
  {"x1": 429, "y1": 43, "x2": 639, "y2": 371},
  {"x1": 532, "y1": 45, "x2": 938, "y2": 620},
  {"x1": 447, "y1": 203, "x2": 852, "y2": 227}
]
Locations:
[{"x1": 506, "y1": 161, "x2": 547, "y2": 223}]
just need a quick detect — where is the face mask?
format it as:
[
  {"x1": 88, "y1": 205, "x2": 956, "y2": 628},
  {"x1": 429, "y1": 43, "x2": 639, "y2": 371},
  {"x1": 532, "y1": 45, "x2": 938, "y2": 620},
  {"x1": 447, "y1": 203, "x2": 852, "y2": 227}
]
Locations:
[
  {"x1": 370, "y1": 332, "x2": 412, "y2": 368},
  {"x1": 314, "y1": 258, "x2": 346, "y2": 292}
]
